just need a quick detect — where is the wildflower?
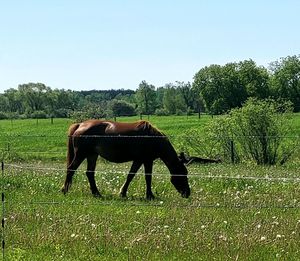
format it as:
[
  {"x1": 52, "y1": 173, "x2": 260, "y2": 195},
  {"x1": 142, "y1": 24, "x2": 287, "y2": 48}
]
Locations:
[
  {"x1": 164, "y1": 225, "x2": 169, "y2": 229},
  {"x1": 136, "y1": 210, "x2": 141, "y2": 214},
  {"x1": 257, "y1": 224, "x2": 261, "y2": 229},
  {"x1": 260, "y1": 236, "x2": 266, "y2": 241},
  {"x1": 219, "y1": 235, "x2": 227, "y2": 241},
  {"x1": 276, "y1": 234, "x2": 282, "y2": 239},
  {"x1": 201, "y1": 225, "x2": 205, "y2": 229},
  {"x1": 71, "y1": 233, "x2": 76, "y2": 238}
]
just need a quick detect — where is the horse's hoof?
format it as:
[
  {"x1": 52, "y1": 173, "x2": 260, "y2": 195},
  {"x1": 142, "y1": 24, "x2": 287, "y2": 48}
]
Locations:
[
  {"x1": 61, "y1": 186, "x2": 67, "y2": 194},
  {"x1": 146, "y1": 194, "x2": 155, "y2": 200},
  {"x1": 119, "y1": 193, "x2": 127, "y2": 198},
  {"x1": 92, "y1": 192, "x2": 102, "y2": 198}
]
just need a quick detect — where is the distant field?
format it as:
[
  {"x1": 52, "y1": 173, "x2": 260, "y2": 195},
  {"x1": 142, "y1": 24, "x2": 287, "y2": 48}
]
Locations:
[
  {"x1": 0, "y1": 115, "x2": 211, "y2": 162},
  {"x1": 1, "y1": 115, "x2": 300, "y2": 260},
  {"x1": 0, "y1": 113, "x2": 299, "y2": 162}
]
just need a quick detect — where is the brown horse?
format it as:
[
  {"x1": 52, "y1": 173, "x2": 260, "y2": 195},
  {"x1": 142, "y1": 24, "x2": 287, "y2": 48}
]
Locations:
[{"x1": 62, "y1": 120, "x2": 190, "y2": 199}]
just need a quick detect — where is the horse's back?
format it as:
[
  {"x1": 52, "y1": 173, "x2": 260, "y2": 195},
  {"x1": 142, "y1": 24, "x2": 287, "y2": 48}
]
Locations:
[
  {"x1": 72, "y1": 120, "x2": 159, "y2": 136},
  {"x1": 68, "y1": 120, "x2": 165, "y2": 163}
]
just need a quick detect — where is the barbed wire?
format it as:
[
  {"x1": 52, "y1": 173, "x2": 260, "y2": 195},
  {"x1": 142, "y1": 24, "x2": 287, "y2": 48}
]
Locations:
[{"x1": 4, "y1": 163, "x2": 300, "y2": 182}]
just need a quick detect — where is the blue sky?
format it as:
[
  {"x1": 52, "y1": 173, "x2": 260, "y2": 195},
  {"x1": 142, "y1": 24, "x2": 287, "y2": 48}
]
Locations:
[{"x1": 0, "y1": 0, "x2": 299, "y2": 92}]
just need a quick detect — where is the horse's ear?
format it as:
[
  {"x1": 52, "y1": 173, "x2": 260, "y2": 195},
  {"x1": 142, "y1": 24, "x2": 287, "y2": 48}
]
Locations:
[
  {"x1": 178, "y1": 153, "x2": 185, "y2": 164},
  {"x1": 178, "y1": 152, "x2": 185, "y2": 161}
]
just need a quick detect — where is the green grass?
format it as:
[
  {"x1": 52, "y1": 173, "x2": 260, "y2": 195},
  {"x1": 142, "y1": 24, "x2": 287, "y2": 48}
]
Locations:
[{"x1": 1, "y1": 115, "x2": 300, "y2": 260}]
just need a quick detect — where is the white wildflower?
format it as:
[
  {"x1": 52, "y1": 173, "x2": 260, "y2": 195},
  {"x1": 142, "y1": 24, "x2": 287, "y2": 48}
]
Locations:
[{"x1": 260, "y1": 236, "x2": 266, "y2": 241}]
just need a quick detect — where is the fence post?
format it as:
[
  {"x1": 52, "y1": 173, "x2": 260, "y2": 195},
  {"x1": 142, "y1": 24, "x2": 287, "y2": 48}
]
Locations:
[
  {"x1": 230, "y1": 140, "x2": 235, "y2": 164},
  {"x1": 1, "y1": 161, "x2": 5, "y2": 260}
]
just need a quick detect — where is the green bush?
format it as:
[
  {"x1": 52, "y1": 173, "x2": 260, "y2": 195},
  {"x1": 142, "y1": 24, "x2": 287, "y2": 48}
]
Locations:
[
  {"x1": 70, "y1": 104, "x2": 106, "y2": 122},
  {"x1": 0, "y1": 112, "x2": 9, "y2": 119},
  {"x1": 155, "y1": 108, "x2": 170, "y2": 116},
  {"x1": 207, "y1": 99, "x2": 296, "y2": 165}
]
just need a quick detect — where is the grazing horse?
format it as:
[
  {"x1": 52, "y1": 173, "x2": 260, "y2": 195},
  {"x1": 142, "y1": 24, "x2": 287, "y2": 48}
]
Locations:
[{"x1": 62, "y1": 120, "x2": 190, "y2": 199}]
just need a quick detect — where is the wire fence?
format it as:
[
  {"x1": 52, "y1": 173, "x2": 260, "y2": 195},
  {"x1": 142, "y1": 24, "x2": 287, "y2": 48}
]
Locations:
[{"x1": 1, "y1": 134, "x2": 300, "y2": 259}]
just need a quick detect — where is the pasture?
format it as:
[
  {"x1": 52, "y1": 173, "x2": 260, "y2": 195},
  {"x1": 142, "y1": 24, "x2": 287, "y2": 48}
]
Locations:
[{"x1": 1, "y1": 115, "x2": 300, "y2": 260}]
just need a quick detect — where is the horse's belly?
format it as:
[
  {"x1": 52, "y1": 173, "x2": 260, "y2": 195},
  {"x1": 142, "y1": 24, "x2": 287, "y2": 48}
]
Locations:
[{"x1": 95, "y1": 143, "x2": 156, "y2": 163}]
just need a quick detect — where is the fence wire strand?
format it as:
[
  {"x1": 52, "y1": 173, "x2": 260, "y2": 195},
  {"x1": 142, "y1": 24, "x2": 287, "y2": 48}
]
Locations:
[{"x1": 4, "y1": 163, "x2": 300, "y2": 182}]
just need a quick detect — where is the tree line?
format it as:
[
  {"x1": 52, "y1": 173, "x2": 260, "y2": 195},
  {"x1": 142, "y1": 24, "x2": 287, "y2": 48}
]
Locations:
[{"x1": 0, "y1": 55, "x2": 299, "y2": 119}]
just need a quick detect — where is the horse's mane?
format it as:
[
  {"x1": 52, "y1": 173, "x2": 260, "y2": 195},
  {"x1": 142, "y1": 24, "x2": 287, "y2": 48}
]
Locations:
[{"x1": 138, "y1": 120, "x2": 165, "y2": 136}]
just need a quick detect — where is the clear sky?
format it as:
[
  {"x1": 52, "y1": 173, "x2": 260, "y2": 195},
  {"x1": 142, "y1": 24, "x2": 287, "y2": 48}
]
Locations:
[{"x1": 0, "y1": 0, "x2": 299, "y2": 92}]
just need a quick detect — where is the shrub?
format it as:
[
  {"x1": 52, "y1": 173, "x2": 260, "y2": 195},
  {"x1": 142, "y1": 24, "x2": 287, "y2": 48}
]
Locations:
[
  {"x1": 109, "y1": 100, "x2": 136, "y2": 116},
  {"x1": 155, "y1": 108, "x2": 170, "y2": 116},
  {"x1": 70, "y1": 104, "x2": 106, "y2": 122},
  {"x1": 31, "y1": 110, "x2": 47, "y2": 119},
  {"x1": 207, "y1": 99, "x2": 296, "y2": 165},
  {"x1": 177, "y1": 127, "x2": 223, "y2": 160},
  {"x1": 0, "y1": 112, "x2": 9, "y2": 120}
]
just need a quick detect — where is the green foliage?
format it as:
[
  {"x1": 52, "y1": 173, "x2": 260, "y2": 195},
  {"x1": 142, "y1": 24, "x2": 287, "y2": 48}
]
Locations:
[
  {"x1": 30, "y1": 110, "x2": 47, "y2": 119},
  {"x1": 177, "y1": 127, "x2": 222, "y2": 159},
  {"x1": 207, "y1": 99, "x2": 296, "y2": 165},
  {"x1": 269, "y1": 55, "x2": 300, "y2": 111},
  {"x1": 193, "y1": 60, "x2": 270, "y2": 114},
  {"x1": 109, "y1": 99, "x2": 136, "y2": 117},
  {"x1": 154, "y1": 108, "x2": 170, "y2": 116},
  {"x1": 135, "y1": 80, "x2": 157, "y2": 114},
  {"x1": 0, "y1": 111, "x2": 9, "y2": 119},
  {"x1": 70, "y1": 103, "x2": 106, "y2": 122}
]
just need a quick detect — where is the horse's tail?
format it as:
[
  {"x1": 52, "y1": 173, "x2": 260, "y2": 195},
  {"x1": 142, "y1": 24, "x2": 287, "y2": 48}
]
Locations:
[{"x1": 67, "y1": 123, "x2": 80, "y2": 168}]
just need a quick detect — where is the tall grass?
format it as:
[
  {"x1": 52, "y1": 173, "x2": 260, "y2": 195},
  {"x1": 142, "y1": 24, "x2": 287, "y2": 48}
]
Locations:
[{"x1": 1, "y1": 115, "x2": 300, "y2": 260}]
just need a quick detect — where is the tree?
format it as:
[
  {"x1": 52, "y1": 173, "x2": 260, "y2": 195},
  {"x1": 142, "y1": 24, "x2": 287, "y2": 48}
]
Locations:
[
  {"x1": 162, "y1": 83, "x2": 186, "y2": 114},
  {"x1": 238, "y1": 60, "x2": 270, "y2": 99},
  {"x1": 4, "y1": 88, "x2": 24, "y2": 114},
  {"x1": 163, "y1": 85, "x2": 177, "y2": 114},
  {"x1": 176, "y1": 81, "x2": 195, "y2": 112},
  {"x1": 193, "y1": 63, "x2": 247, "y2": 114},
  {"x1": 193, "y1": 60, "x2": 270, "y2": 114},
  {"x1": 109, "y1": 99, "x2": 136, "y2": 117},
  {"x1": 269, "y1": 55, "x2": 300, "y2": 111},
  {"x1": 135, "y1": 81, "x2": 156, "y2": 115},
  {"x1": 18, "y1": 83, "x2": 50, "y2": 114}
]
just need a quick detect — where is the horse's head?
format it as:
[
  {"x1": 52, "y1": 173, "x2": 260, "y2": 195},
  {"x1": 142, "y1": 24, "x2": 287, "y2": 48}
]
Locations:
[{"x1": 170, "y1": 160, "x2": 190, "y2": 198}]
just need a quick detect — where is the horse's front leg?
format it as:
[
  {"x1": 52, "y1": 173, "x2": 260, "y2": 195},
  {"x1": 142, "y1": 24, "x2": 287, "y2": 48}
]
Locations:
[
  {"x1": 86, "y1": 154, "x2": 101, "y2": 197},
  {"x1": 119, "y1": 161, "x2": 142, "y2": 198},
  {"x1": 144, "y1": 161, "x2": 155, "y2": 200}
]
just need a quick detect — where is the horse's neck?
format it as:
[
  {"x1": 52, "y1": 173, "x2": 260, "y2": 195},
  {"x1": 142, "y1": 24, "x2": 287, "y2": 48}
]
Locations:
[{"x1": 159, "y1": 139, "x2": 179, "y2": 168}]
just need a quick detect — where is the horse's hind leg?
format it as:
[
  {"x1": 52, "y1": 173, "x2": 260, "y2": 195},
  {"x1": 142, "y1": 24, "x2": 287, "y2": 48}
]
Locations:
[
  {"x1": 62, "y1": 153, "x2": 85, "y2": 194},
  {"x1": 144, "y1": 161, "x2": 154, "y2": 200},
  {"x1": 119, "y1": 161, "x2": 142, "y2": 198},
  {"x1": 86, "y1": 154, "x2": 100, "y2": 197}
]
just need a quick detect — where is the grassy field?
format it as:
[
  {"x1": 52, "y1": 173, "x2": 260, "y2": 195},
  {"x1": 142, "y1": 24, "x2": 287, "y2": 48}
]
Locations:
[{"x1": 1, "y1": 115, "x2": 300, "y2": 260}]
